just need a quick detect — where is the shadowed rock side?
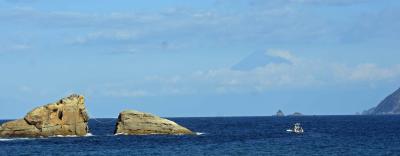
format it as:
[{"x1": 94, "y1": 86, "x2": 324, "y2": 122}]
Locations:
[
  {"x1": 0, "y1": 94, "x2": 89, "y2": 137},
  {"x1": 364, "y1": 88, "x2": 400, "y2": 115},
  {"x1": 114, "y1": 110, "x2": 193, "y2": 135}
]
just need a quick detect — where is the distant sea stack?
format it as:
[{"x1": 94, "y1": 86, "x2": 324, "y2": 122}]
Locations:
[
  {"x1": 114, "y1": 110, "x2": 193, "y2": 135},
  {"x1": 275, "y1": 110, "x2": 285, "y2": 117},
  {"x1": 290, "y1": 112, "x2": 303, "y2": 116},
  {"x1": 0, "y1": 94, "x2": 89, "y2": 137},
  {"x1": 363, "y1": 88, "x2": 400, "y2": 115}
]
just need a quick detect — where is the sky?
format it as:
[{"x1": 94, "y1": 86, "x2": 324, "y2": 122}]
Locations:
[{"x1": 1, "y1": 0, "x2": 400, "y2": 118}]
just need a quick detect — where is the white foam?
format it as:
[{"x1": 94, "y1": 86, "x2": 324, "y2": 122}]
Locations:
[
  {"x1": 49, "y1": 135, "x2": 77, "y2": 138},
  {"x1": 0, "y1": 133, "x2": 94, "y2": 141},
  {"x1": 49, "y1": 133, "x2": 94, "y2": 138},
  {"x1": 0, "y1": 138, "x2": 32, "y2": 141},
  {"x1": 114, "y1": 133, "x2": 161, "y2": 136},
  {"x1": 115, "y1": 132, "x2": 202, "y2": 136},
  {"x1": 114, "y1": 133, "x2": 128, "y2": 136}
]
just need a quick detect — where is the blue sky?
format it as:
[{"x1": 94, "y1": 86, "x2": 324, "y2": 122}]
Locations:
[{"x1": 1, "y1": 0, "x2": 400, "y2": 118}]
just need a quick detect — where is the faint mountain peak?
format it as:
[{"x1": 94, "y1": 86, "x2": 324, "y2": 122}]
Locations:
[{"x1": 231, "y1": 50, "x2": 292, "y2": 71}]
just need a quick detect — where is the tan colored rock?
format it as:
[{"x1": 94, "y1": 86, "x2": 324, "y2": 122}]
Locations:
[
  {"x1": 114, "y1": 110, "x2": 193, "y2": 135},
  {"x1": 0, "y1": 94, "x2": 89, "y2": 137}
]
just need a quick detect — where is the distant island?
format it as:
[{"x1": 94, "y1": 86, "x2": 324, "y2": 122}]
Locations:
[
  {"x1": 275, "y1": 110, "x2": 285, "y2": 117},
  {"x1": 290, "y1": 112, "x2": 303, "y2": 116},
  {"x1": 274, "y1": 110, "x2": 304, "y2": 116},
  {"x1": 363, "y1": 88, "x2": 400, "y2": 115}
]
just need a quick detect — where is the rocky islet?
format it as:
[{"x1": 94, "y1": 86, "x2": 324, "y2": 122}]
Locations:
[
  {"x1": 0, "y1": 94, "x2": 193, "y2": 138},
  {"x1": 114, "y1": 110, "x2": 193, "y2": 135},
  {"x1": 0, "y1": 94, "x2": 89, "y2": 137}
]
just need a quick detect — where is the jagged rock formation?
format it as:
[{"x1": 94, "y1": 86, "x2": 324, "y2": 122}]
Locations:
[
  {"x1": 364, "y1": 88, "x2": 400, "y2": 115},
  {"x1": 0, "y1": 94, "x2": 89, "y2": 137},
  {"x1": 275, "y1": 110, "x2": 285, "y2": 117},
  {"x1": 114, "y1": 110, "x2": 193, "y2": 135}
]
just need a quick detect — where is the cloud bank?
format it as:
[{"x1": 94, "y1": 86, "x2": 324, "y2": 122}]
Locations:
[{"x1": 96, "y1": 50, "x2": 400, "y2": 97}]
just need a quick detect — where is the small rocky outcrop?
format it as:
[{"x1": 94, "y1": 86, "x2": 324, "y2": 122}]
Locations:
[
  {"x1": 114, "y1": 110, "x2": 193, "y2": 135},
  {"x1": 0, "y1": 94, "x2": 89, "y2": 137},
  {"x1": 275, "y1": 110, "x2": 285, "y2": 117},
  {"x1": 291, "y1": 112, "x2": 303, "y2": 116}
]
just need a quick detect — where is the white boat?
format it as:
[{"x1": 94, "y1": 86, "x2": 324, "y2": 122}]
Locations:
[{"x1": 287, "y1": 123, "x2": 304, "y2": 134}]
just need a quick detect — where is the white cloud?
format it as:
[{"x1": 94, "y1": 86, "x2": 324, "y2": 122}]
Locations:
[
  {"x1": 81, "y1": 50, "x2": 400, "y2": 97},
  {"x1": 0, "y1": 5, "x2": 330, "y2": 47},
  {"x1": 73, "y1": 31, "x2": 140, "y2": 44},
  {"x1": 10, "y1": 44, "x2": 30, "y2": 50},
  {"x1": 266, "y1": 49, "x2": 300, "y2": 64},
  {"x1": 189, "y1": 55, "x2": 322, "y2": 93},
  {"x1": 131, "y1": 50, "x2": 400, "y2": 95},
  {"x1": 18, "y1": 85, "x2": 32, "y2": 92},
  {"x1": 289, "y1": 0, "x2": 371, "y2": 6},
  {"x1": 0, "y1": 43, "x2": 30, "y2": 55},
  {"x1": 2, "y1": 2, "x2": 395, "y2": 53},
  {"x1": 5, "y1": 0, "x2": 38, "y2": 3},
  {"x1": 333, "y1": 63, "x2": 400, "y2": 82},
  {"x1": 102, "y1": 89, "x2": 152, "y2": 98}
]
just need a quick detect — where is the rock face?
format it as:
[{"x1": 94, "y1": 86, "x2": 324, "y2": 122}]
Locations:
[
  {"x1": 114, "y1": 110, "x2": 193, "y2": 135},
  {"x1": 364, "y1": 88, "x2": 400, "y2": 115},
  {"x1": 275, "y1": 110, "x2": 285, "y2": 117},
  {"x1": 0, "y1": 94, "x2": 89, "y2": 137}
]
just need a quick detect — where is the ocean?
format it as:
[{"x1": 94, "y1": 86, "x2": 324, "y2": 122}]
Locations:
[{"x1": 1, "y1": 115, "x2": 400, "y2": 155}]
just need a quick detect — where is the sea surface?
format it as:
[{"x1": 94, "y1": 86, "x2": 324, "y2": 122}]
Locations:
[{"x1": 1, "y1": 116, "x2": 400, "y2": 156}]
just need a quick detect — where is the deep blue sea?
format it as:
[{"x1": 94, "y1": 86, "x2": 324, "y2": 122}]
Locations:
[{"x1": 1, "y1": 116, "x2": 400, "y2": 155}]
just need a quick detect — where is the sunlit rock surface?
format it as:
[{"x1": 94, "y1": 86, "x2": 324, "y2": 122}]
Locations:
[
  {"x1": 114, "y1": 110, "x2": 193, "y2": 135},
  {"x1": 0, "y1": 94, "x2": 89, "y2": 137}
]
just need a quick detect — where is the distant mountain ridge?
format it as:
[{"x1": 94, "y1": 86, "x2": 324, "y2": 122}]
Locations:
[{"x1": 364, "y1": 88, "x2": 400, "y2": 115}]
